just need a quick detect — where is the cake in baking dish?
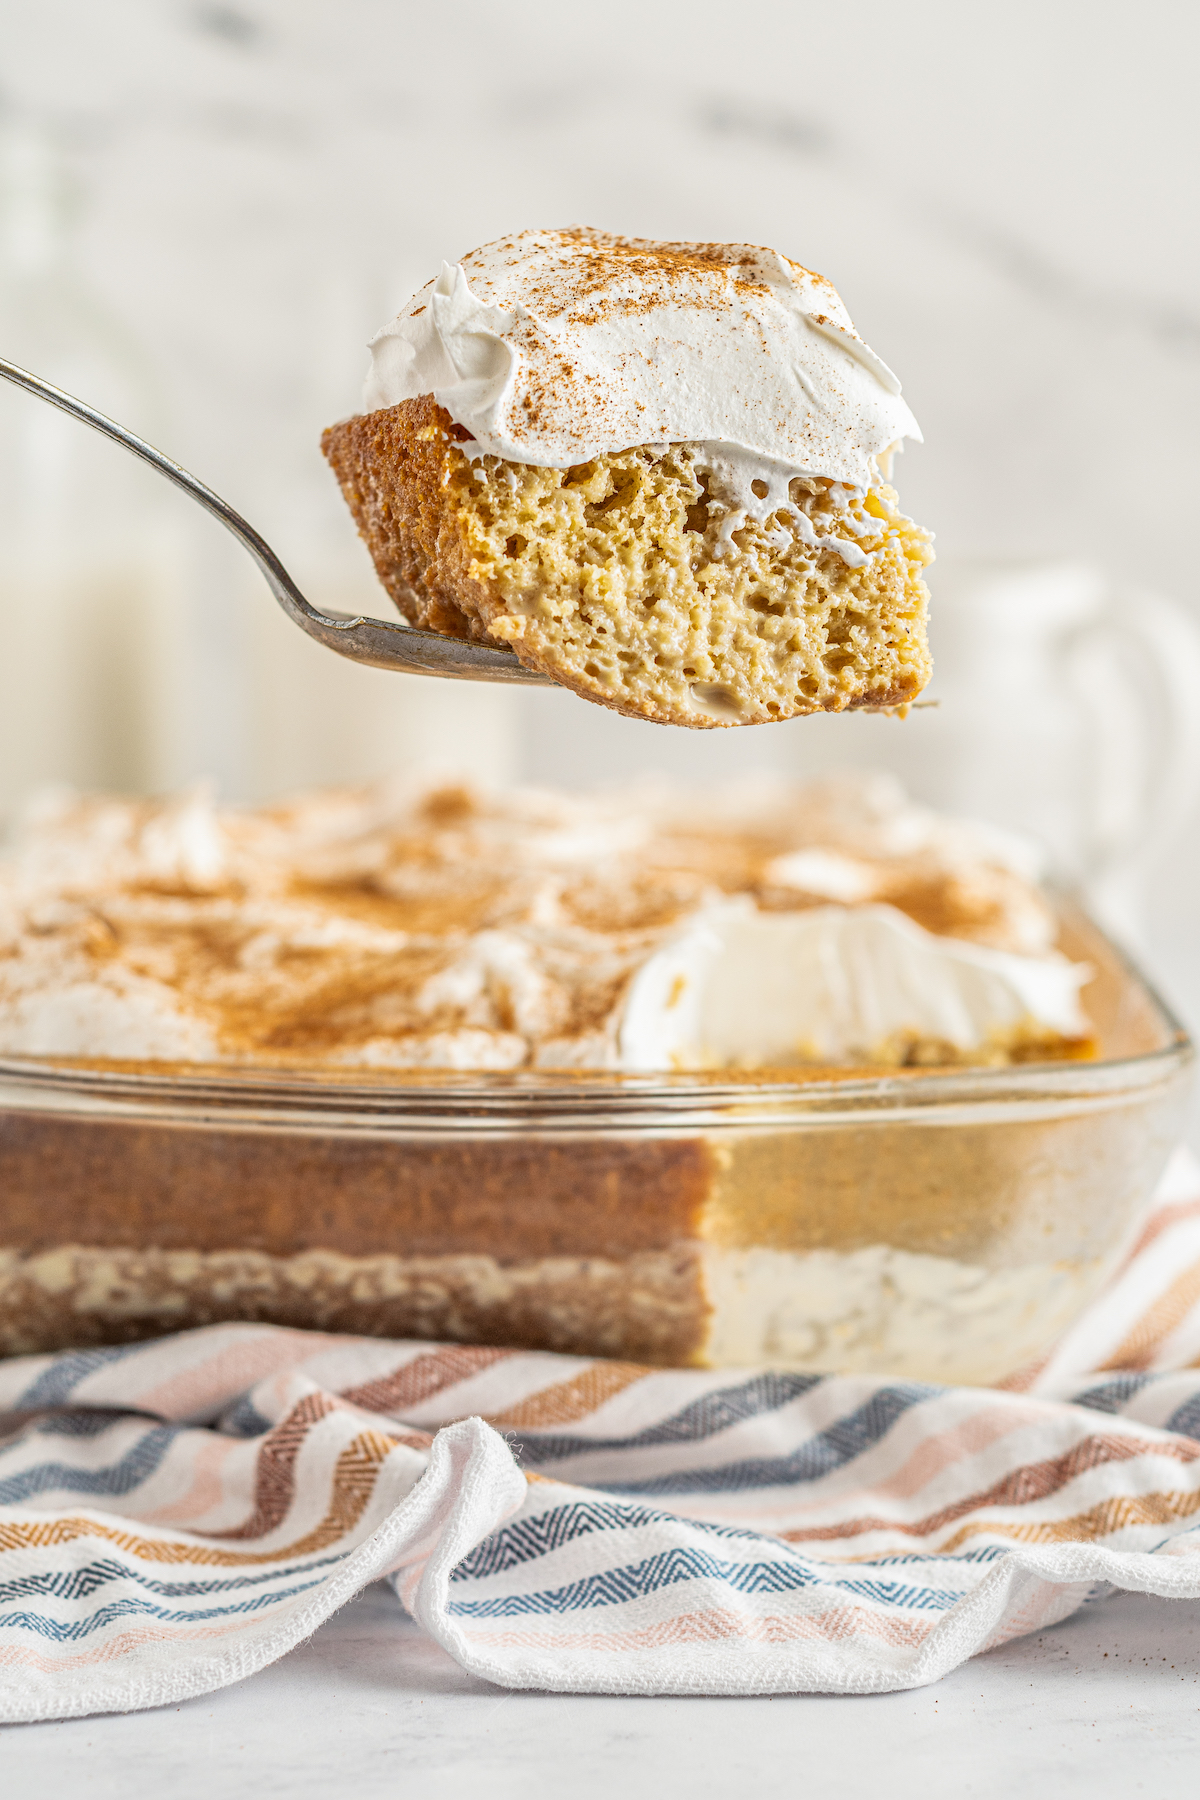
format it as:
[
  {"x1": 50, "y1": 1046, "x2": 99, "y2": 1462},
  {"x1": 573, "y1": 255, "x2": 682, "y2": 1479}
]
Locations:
[
  {"x1": 321, "y1": 229, "x2": 935, "y2": 727},
  {"x1": 0, "y1": 774, "x2": 1114, "y2": 1368}
]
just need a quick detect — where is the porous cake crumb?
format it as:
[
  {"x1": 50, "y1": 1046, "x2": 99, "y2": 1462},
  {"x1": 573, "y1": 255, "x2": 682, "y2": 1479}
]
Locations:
[{"x1": 322, "y1": 398, "x2": 933, "y2": 726}]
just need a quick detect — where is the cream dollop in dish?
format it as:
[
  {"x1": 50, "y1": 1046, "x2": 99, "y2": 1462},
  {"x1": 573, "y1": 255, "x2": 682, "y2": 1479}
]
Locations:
[{"x1": 322, "y1": 229, "x2": 934, "y2": 728}]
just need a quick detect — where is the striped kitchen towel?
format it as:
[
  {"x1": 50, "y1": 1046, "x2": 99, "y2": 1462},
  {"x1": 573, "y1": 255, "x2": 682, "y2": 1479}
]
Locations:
[{"x1": 1, "y1": 1153, "x2": 1200, "y2": 1719}]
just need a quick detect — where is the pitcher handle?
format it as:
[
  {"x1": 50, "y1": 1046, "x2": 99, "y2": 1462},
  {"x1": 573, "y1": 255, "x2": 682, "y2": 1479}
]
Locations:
[{"x1": 1061, "y1": 588, "x2": 1200, "y2": 942}]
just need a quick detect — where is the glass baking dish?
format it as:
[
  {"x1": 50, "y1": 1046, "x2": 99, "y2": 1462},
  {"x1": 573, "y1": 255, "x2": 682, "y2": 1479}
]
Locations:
[{"x1": 0, "y1": 906, "x2": 1190, "y2": 1382}]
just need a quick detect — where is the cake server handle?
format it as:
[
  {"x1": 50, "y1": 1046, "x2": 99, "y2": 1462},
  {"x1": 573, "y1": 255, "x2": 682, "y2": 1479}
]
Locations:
[{"x1": 0, "y1": 354, "x2": 551, "y2": 685}]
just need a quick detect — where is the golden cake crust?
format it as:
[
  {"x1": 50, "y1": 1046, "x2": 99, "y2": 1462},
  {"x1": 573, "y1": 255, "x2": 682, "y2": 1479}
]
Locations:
[{"x1": 321, "y1": 397, "x2": 934, "y2": 728}]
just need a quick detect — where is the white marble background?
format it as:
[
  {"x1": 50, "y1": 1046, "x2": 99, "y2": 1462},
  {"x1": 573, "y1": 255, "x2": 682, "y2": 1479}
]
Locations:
[{"x1": 2, "y1": 0, "x2": 1199, "y2": 1017}]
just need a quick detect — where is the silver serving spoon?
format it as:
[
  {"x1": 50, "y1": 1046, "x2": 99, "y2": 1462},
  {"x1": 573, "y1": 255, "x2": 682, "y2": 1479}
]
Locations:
[{"x1": 0, "y1": 355, "x2": 551, "y2": 685}]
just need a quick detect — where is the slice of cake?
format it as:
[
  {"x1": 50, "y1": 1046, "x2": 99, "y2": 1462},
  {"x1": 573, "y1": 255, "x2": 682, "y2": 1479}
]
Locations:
[{"x1": 322, "y1": 229, "x2": 934, "y2": 728}]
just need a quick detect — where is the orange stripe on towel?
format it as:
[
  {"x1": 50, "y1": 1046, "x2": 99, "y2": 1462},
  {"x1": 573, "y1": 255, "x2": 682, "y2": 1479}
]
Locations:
[
  {"x1": 1101, "y1": 1259, "x2": 1200, "y2": 1372},
  {"x1": 0, "y1": 1428, "x2": 397, "y2": 1567},
  {"x1": 485, "y1": 1363, "x2": 648, "y2": 1430},
  {"x1": 339, "y1": 1345, "x2": 512, "y2": 1416},
  {"x1": 779, "y1": 1431, "x2": 1200, "y2": 1548}
]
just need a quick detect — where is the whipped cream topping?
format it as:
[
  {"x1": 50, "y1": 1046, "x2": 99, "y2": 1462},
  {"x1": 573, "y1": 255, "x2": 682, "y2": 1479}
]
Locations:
[
  {"x1": 362, "y1": 228, "x2": 921, "y2": 508},
  {"x1": 617, "y1": 901, "x2": 1088, "y2": 1071},
  {"x1": 0, "y1": 775, "x2": 1084, "y2": 1073}
]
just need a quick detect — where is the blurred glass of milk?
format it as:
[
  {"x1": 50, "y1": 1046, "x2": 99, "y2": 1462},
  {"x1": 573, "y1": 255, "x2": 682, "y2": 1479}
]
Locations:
[
  {"x1": 0, "y1": 124, "x2": 189, "y2": 822},
  {"x1": 914, "y1": 560, "x2": 1200, "y2": 947}
]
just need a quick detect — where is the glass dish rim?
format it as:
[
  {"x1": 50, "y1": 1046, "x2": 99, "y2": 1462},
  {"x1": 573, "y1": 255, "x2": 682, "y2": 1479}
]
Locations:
[{"x1": 0, "y1": 941, "x2": 1191, "y2": 1135}]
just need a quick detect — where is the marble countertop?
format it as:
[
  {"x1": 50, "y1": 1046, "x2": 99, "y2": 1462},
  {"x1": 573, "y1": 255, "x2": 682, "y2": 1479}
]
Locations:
[{"x1": 5, "y1": 1583, "x2": 1198, "y2": 1799}]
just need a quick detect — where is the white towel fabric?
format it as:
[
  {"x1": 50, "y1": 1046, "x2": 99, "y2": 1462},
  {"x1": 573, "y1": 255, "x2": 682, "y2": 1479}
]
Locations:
[{"x1": 1, "y1": 1151, "x2": 1199, "y2": 1720}]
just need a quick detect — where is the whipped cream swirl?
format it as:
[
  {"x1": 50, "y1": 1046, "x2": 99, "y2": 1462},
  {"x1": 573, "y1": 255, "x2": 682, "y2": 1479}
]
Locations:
[
  {"x1": 362, "y1": 228, "x2": 921, "y2": 498},
  {"x1": 618, "y1": 901, "x2": 1089, "y2": 1071}
]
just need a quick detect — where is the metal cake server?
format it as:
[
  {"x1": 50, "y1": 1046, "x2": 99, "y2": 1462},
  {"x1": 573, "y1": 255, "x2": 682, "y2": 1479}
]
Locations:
[{"x1": 0, "y1": 355, "x2": 551, "y2": 685}]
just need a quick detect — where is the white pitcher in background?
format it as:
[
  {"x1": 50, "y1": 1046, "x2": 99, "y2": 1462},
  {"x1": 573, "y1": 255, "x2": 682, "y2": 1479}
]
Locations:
[{"x1": 898, "y1": 560, "x2": 1200, "y2": 948}]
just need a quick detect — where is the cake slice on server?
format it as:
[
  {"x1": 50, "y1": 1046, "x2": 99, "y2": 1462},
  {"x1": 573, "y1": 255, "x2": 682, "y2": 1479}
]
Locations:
[{"x1": 322, "y1": 228, "x2": 934, "y2": 728}]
